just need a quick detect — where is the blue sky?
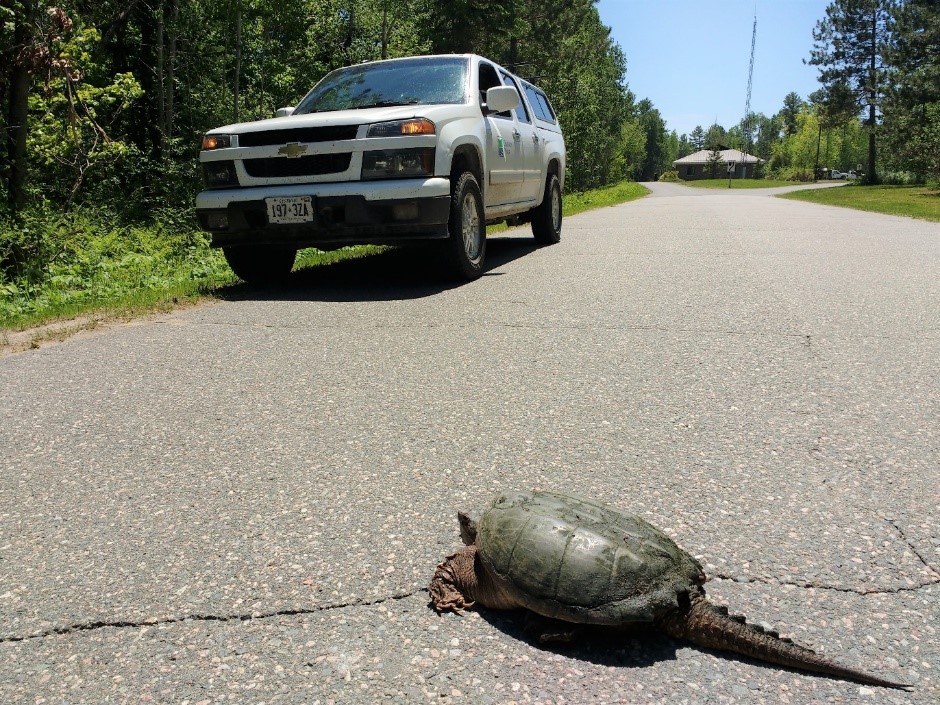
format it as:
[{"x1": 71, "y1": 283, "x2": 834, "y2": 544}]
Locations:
[{"x1": 595, "y1": 0, "x2": 831, "y2": 137}]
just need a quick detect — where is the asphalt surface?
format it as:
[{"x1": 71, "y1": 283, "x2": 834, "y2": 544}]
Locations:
[{"x1": 1, "y1": 181, "x2": 938, "y2": 704}]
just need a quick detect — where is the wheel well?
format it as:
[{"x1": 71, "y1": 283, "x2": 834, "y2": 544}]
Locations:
[{"x1": 450, "y1": 145, "x2": 483, "y2": 187}]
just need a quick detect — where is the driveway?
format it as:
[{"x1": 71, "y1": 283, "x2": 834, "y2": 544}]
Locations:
[{"x1": 1, "y1": 184, "x2": 937, "y2": 703}]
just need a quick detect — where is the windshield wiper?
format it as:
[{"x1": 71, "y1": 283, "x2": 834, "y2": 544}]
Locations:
[{"x1": 354, "y1": 100, "x2": 421, "y2": 109}]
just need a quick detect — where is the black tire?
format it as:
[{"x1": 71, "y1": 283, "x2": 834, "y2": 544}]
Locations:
[
  {"x1": 223, "y1": 245, "x2": 296, "y2": 284},
  {"x1": 531, "y1": 173, "x2": 562, "y2": 245},
  {"x1": 444, "y1": 171, "x2": 486, "y2": 280}
]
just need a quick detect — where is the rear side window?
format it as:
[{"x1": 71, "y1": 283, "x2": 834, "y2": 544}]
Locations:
[
  {"x1": 523, "y1": 84, "x2": 557, "y2": 124},
  {"x1": 500, "y1": 71, "x2": 531, "y2": 124}
]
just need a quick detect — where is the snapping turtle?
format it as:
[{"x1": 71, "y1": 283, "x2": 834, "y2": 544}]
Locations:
[{"x1": 430, "y1": 490, "x2": 908, "y2": 689}]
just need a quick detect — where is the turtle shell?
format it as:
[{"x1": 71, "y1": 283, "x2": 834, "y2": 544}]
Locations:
[{"x1": 476, "y1": 490, "x2": 706, "y2": 625}]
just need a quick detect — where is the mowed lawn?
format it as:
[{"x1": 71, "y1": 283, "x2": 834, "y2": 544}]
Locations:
[
  {"x1": 679, "y1": 178, "x2": 797, "y2": 189},
  {"x1": 779, "y1": 183, "x2": 940, "y2": 222}
]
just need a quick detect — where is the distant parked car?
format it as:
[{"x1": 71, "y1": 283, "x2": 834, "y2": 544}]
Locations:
[
  {"x1": 830, "y1": 170, "x2": 846, "y2": 179},
  {"x1": 845, "y1": 170, "x2": 860, "y2": 180}
]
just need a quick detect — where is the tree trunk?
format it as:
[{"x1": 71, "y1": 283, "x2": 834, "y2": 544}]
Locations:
[
  {"x1": 166, "y1": 0, "x2": 178, "y2": 139},
  {"x1": 137, "y1": 2, "x2": 163, "y2": 161},
  {"x1": 867, "y1": 8, "x2": 877, "y2": 183},
  {"x1": 381, "y1": 4, "x2": 389, "y2": 60},
  {"x1": 234, "y1": 1, "x2": 241, "y2": 123},
  {"x1": 5, "y1": 0, "x2": 35, "y2": 214},
  {"x1": 156, "y1": 0, "x2": 166, "y2": 142},
  {"x1": 814, "y1": 124, "x2": 822, "y2": 182}
]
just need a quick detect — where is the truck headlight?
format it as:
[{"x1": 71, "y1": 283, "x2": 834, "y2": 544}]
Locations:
[
  {"x1": 361, "y1": 148, "x2": 435, "y2": 180},
  {"x1": 202, "y1": 161, "x2": 238, "y2": 188},
  {"x1": 201, "y1": 134, "x2": 233, "y2": 150}
]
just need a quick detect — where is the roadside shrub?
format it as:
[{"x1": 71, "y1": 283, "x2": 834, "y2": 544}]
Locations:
[
  {"x1": 1, "y1": 207, "x2": 229, "y2": 326},
  {"x1": 770, "y1": 166, "x2": 814, "y2": 182},
  {"x1": 658, "y1": 170, "x2": 680, "y2": 182},
  {"x1": 880, "y1": 171, "x2": 924, "y2": 186}
]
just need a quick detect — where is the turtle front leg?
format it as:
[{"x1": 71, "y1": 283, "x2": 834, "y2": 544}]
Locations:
[
  {"x1": 430, "y1": 545, "x2": 523, "y2": 612},
  {"x1": 430, "y1": 546, "x2": 479, "y2": 612}
]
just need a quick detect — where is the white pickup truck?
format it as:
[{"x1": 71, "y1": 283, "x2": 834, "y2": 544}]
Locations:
[{"x1": 196, "y1": 54, "x2": 566, "y2": 283}]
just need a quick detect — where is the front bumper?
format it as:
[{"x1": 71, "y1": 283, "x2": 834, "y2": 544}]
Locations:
[{"x1": 195, "y1": 178, "x2": 452, "y2": 249}]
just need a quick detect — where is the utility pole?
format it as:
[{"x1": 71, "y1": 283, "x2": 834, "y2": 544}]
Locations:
[{"x1": 741, "y1": 11, "x2": 757, "y2": 179}]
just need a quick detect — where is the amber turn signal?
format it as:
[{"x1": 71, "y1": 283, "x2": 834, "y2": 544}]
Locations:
[
  {"x1": 201, "y1": 134, "x2": 232, "y2": 150},
  {"x1": 399, "y1": 118, "x2": 435, "y2": 135}
]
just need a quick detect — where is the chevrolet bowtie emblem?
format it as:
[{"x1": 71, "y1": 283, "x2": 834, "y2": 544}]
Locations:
[{"x1": 278, "y1": 143, "x2": 308, "y2": 158}]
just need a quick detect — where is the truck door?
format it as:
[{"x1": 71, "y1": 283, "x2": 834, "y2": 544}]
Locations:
[
  {"x1": 500, "y1": 71, "x2": 542, "y2": 203},
  {"x1": 480, "y1": 63, "x2": 524, "y2": 206}
]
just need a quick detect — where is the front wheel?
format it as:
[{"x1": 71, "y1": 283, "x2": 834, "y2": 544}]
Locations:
[
  {"x1": 444, "y1": 172, "x2": 486, "y2": 280},
  {"x1": 223, "y1": 245, "x2": 297, "y2": 284},
  {"x1": 531, "y1": 173, "x2": 562, "y2": 245}
]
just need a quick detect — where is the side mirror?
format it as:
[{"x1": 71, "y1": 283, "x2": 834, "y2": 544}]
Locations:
[
  {"x1": 484, "y1": 86, "x2": 520, "y2": 114},
  {"x1": 275, "y1": 106, "x2": 295, "y2": 118}
]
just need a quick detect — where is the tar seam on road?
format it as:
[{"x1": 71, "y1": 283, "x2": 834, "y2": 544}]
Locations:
[
  {"x1": 712, "y1": 516, "x2": 940, "y2": 596},
  {"x1": 0, "y1": 587, "x2": 427, "y2": 644},
  {"x1": 884, "y1": 517, "x2": 940, "y2": 577},
  {"x1": 713, "y1": 572, "x2": 940, "y2": 596}
]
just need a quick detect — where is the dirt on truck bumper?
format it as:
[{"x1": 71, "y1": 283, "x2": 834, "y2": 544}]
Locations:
[{"x1": 195, "y1": 177, "x2": 452, "y2": 249}]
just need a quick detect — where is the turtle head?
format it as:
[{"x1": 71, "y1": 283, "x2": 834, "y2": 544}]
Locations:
[{"x1": 457, "y1": 511, "x2": 479, "y2": 545}]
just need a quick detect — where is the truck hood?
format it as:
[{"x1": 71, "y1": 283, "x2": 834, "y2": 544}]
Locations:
[{"x1": 208, "y1": 103, "x2": 471, "y2": 135}]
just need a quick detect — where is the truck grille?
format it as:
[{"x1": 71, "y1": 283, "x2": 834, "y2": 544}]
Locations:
[
  {"x1": 238, "y1": 125, "x2": 359, "y2": 147},
  {"x1": 242, "y1": 153, "x2": 352, "y2": 178}
]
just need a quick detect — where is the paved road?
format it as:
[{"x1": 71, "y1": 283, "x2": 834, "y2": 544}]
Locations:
[{"x1": 2, "y1": 182, "x2": 938, "y2": 703}]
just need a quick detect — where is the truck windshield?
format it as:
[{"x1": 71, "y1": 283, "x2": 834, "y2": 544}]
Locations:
[{"x1": 294, "y1": 57, "x2": 469, "y2": 114}]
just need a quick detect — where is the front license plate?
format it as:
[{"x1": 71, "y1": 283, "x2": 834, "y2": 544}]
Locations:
[{"x1": 266, "y1": 196, "x2": 313, "y2": 224}]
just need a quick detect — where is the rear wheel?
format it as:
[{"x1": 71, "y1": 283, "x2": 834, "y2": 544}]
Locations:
[
  {"x1": 444, "y1": 171, "x2": 486, "y2": 280},
  {"x1": 223, "y1": 245, "x2": 296, "y2": 284},
  {"x1": 531, "y1": 173, "x2": 562, "y2": 245}
]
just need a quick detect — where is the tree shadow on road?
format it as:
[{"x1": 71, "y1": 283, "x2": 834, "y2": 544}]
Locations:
[{"x1": 217, "y1": 236, "x2": 541, "y2": 303}]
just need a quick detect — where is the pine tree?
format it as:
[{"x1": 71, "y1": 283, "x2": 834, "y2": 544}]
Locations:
[
  {"x1": 777, "y1": 92, "x2": 806, "y2": 137},
  {"x1": 808, "y1": 0, "x2": 893, "y2": 183},
  {"x1": 706, "y1": 147, "x2": 725, "y2": 178},
  {"x1": 882, "y1": 0, "x2": 940, "y2": 180}
]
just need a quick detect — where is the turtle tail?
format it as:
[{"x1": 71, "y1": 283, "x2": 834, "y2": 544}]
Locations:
[{"x1": 655, "y1": 588, "x2": 910, "y2": 690}]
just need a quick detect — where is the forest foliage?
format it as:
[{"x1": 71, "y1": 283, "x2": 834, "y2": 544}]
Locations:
[
  {"x1": 1, "y1": 0, "x2": 661, "y2": 291},
  {"x1": 0, "y1": 1, "x2": 645, "y2": 218}
]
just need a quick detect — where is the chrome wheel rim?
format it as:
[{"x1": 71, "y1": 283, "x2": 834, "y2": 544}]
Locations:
[
  {"x1": 551, "y1": 184, "x2": 561, "y2": 231},
  {"x1": 461, "y1": 192, "x2": 482, "y2": 260}
]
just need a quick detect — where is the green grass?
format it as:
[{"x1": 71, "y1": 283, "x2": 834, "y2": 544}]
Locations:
[
  {"x1": 488, "y1": 180, "x2": 648, "y2": 234},
  {"x1": 778, "y1": 183, "x2": 940, "y2": 221},
  {"x1": 2, "y1": 180, "x2": 651, "y2": 341},
  {"x1": 561, "y1": 181, "x2": 649, "y2": 215},
  {"x1": 678, "y1": 178, "x2": 799, "y2": 189},
  {"x1": 0, "y1": 221, "x2": 383, "y2": 337}
]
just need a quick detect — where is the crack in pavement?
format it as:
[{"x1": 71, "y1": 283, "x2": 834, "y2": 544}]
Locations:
[
  {"x1": 884, "y1": 517, "x2": 940, "y2": 577},
  {"x1": 712, "y1": 572, "x2": 940, "y2": 596},
  {"x1": 0, "y1": 588, "x2": 427, "y2": 644}
]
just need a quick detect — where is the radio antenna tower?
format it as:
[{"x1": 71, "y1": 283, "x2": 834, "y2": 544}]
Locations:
[{"x1": 741, "y1": 11, "x2": 757, "y2": 170}]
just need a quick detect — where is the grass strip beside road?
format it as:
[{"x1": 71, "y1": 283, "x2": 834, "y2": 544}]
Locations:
[
  {"x1": 678, "y1": 178, "x2": 799, "y2": 189},
  {"x1": 487, "y1": 181, "x2": 648, "y2": 235},
  {"x1": 777, "y1": 183, "x2": 940, "y2": 222},
  {"x1": 1, "y1": 181, "x2": 650, "y2": 344},
  {"x1": 0, "y1": 245, "x2": 385, "y2": 351},
  {"x1": 562, "y1": 181, "x2": 649, "y2": 215}
]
